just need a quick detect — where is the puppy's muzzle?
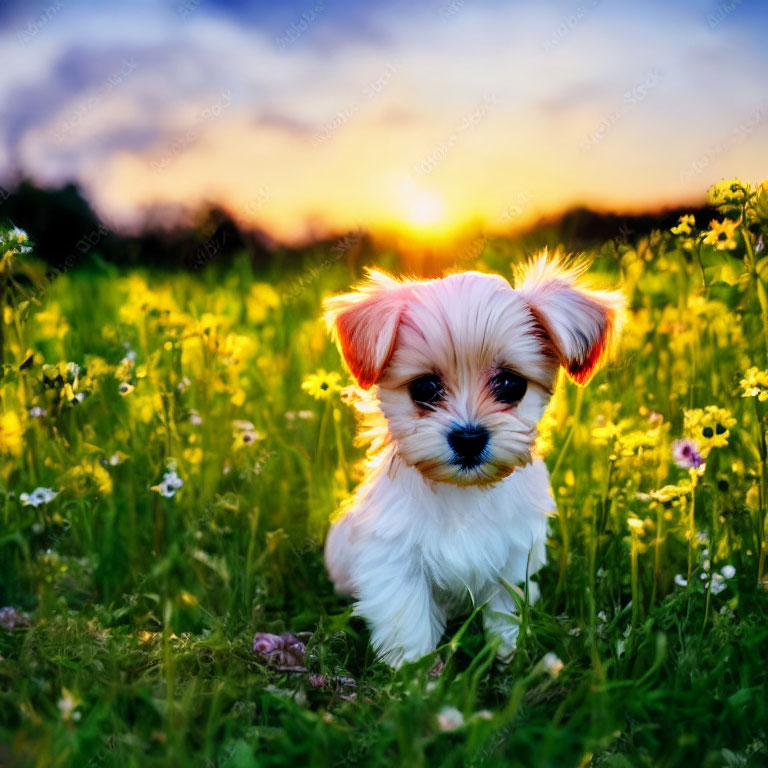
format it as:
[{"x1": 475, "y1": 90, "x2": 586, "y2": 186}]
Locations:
[{"x1": 448, "y1": 425, "x2": 489, "y2": 469}]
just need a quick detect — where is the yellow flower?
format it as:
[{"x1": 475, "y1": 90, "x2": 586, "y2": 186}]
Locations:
[
  {"x1": 701, "y1": 219, "x2": 739, "y2": 250},
  {"x1": 183, "y1": 447, "x2": 203, "y2": 464},
  {"x1": 246, "y1": 283, "x2": 280, "y2": 324},
  {"x1": 671, "y1": 214, "x2": 695, "y2": 236},
  {"x1": 302, "y1": 369, "x2": 342, "y2": 400},
  {"x1": 649, "y1": 482, "x2": 690, "y2": 503},
  {"x1": 683, "y1": 406, "x2": 736, "y2": 457},
  {"x1": 627, "y1": 517, "x2": 645, "y2": 534},
  {"x1": 0, "y1": 411, "x2": 24, "y2": 456},
  {"x1": 232, "y1": 421, "x2": 263, "y2": 448},
  {"x1": 740, "y1": 366, "x2": 768, "y2": 402},
  {"x1": 68, "y1": 458, "x2": 114, "y2": 495},
  {"x1": 708, "y1": 178, "x2": 749, "y2": 209}
]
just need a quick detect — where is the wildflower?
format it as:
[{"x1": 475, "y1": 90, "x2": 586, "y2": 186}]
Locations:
[
  {"x1": 118, "y1": 382, "x2": 135, "y2": 396},
  {"x1": 179, "y1": 590, "x2": 198, "y2": 607},
  {"x1": 721, "y1": 564, "x2": 736, "y2": 579},
  {"x1": 233, "y1": 420, "x2": 262, "y2": 448},
  {"x1": 740, "y1": 366, "x2": 768, "y2": 401},
  {"x1": 672, "y1": 438, "x2": 704, "y2": 469},
  {"x1": 28, "y1": 407, "x2": 47, "y2": 418},
  {"x1": 0, "y1": 411, "x2": 24, "y2": 456},
  {"x1": 252, "y1": 632, "x2": 306, "y2": 667},
  {"x1": 708, "y1": 178, "x2": 750, "y2": 212},
  {"x1": 188, "y1": 409, "x2": 202, "y2": 426},
  {"x1": 541, "y1": 652, "x2": 564, "y2": 678},
  {"x1": 627, "y1": 517, "x2": 645, "y2": 534},
  {"x1": 701, "y1": 219, "x2": 739, "y2": 250},
  {"x1": 151, "y1": 470, "x2": 184, "y2": 498},
  {"x1": 671, "y1": 214, "x2": 695, "y2": 235},
  {"x1": 436, "y1": 706, "x2": 465, "y2": 732},
  {"x1": 183, "y1": 447, "x2": 203, "y2": 464},
  {"x1": 308, "y1": 673, "x2": 328, "y2": 688},
  {"x1": 57, "y1": 688, "x2": 80, "y2": 722},
  {"x1": 709, "y1": 572, "x2": 727, "y2": 595},
  {"x1": 20, "y1": 487, "x2": 59, "y2": 507},
  {"x1": 649, "y1": 483, "x2": 690, "y2": 503},
  {"x1": 0, "y1": 226, "x2": 32, "y2": 271},
  {"x1": 0, "y1": 606, "x2": 29, "y2": 630},
  {"x1": 69, "y1": 391, "x2": 89, "y2": 406},
  {"x1": 683, "y1": 406, "x2": 736, "y2": 456},
  {"x1": 673, "y1": 574, "x2": 688, "y2": 587},
  {"x1": 106, "y1": 452, "x2": 128, "y2": 466},
  {"x1": 302, "y1": 369, "x2": 342, "y2": 400}
]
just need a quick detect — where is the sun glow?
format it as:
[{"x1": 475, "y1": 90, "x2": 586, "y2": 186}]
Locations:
[{"x1": 395, "y1": 177, "x2": 447, "y2": 230}]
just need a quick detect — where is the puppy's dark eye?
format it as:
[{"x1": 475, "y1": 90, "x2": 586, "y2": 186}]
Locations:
[
  {"x1": 408, "y1": 374, "x2": 444, "y2": 406},
  {"x1": 490, "y1": 369, "x2": 527, "y2": 405}
]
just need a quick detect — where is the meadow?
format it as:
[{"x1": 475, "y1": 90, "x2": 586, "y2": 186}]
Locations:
[{"x1": 1, "y1": 179, "x2": 768, "y2": 767}]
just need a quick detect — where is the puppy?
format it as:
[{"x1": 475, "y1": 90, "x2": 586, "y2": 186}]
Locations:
[{"x1": 323, "y1": 254, "x2": 623, "y2": 666}]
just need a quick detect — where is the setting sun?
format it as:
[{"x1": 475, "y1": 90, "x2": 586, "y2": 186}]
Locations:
[{"x1": 399, "y1": 179, "x2": 446, "y2": 228}]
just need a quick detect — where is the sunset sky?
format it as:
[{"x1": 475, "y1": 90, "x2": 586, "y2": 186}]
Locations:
[{"x1": 1, "y1": 0, "x2": 767, "y2": 243}]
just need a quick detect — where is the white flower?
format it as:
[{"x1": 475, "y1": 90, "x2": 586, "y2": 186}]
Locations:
[
  {"x1": 720, "y1": 564, "x2": 736, "y2": 580},
  {"x1": 673, "y1": 574, "x2": 688, "y2": 587},
  {"x1": 28, "y1": 407, "x2": 47, "y2": 418},
  {"x1": 20, "y1": 487, "x2": 59, "y2": 507},
  {"x1": 188, "y1": 409, "x2": 202, "y2": 426},
  {"x1": 8, "y1": 227, "x2": 28, "y2": 243},
  {"x1": 710, "y1": 572, "x2": 727, "y2": 595},
  {"x1": 541, "y1": 652, "x2": 564, "y2": 677},
  {"x1": 151, "y1": 470, "x2": 184, "y2": 498},
  {"x1": 436, "y1": 706, "x2": 464, "y2": 731}
]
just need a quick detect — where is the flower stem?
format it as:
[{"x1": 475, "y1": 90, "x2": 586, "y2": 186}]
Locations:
[
  {"x1": 755, "y1": 397, "x2": 767, "y2": 584},
  {"x1": 687, "y1": 473, "x2": 697, "y2": 584}
]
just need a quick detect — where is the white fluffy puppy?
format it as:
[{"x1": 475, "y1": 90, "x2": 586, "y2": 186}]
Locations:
[{"x1": 323, "y1": 255, "x2": 624, "y2": 666}]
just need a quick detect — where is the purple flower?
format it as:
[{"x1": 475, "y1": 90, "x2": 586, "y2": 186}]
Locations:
[
  {"x1": 307, "y1": 673, "x2": 328, "y2": 688},
  {"x1": 672, "y1": 439, "x2": 704, "y2": 470},
  {"x1": 0, "y1": 606, "x2": 29, "y2": 630},
  {"x1": 252, "y1": 631, "x2": 306, "y2": 667}
]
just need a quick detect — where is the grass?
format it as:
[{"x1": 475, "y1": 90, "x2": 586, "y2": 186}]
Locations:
[{"x1": 1, "y1": 180, "x2": 768, "y2": 767}]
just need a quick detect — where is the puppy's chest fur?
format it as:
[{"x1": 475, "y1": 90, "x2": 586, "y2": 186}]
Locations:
[{"x1": 348, "y1": 453, "x2": 555, "y2": 606}]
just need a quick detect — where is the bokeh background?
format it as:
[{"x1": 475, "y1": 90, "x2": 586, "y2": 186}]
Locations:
[{"x1": 1, "y1": 0, "x2": 768, "y2": 251}]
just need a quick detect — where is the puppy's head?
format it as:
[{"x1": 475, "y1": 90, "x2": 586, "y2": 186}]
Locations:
[{"x1": 325, "y1": 254, "x2": 624, "y2": 486}]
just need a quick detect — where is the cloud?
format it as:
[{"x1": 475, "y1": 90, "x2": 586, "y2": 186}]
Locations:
[{"x1": 1, "y1": 0, "x2": 767, "y2": 241}]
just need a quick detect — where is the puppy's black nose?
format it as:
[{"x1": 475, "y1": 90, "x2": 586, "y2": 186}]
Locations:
[{"x1": 448, "y1": 426, "x2": 489, "y2": 468}]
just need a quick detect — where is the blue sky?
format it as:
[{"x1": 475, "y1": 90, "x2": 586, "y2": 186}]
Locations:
[{"x1": 1, "y1": 0, "x2": 767, "y2": 241}]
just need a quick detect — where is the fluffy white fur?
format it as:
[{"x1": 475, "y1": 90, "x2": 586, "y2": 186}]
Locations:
[{"x1": 323, "y1": 253, "x2": 624, "y2": 666}]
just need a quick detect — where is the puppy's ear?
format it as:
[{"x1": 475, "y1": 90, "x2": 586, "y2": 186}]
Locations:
[
  {"x1": 324, "y1": 269, "x2": 410, "y2": 390},
  {"x1": 515, "y1": 253, "x2": 625, "y2": 385}
]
